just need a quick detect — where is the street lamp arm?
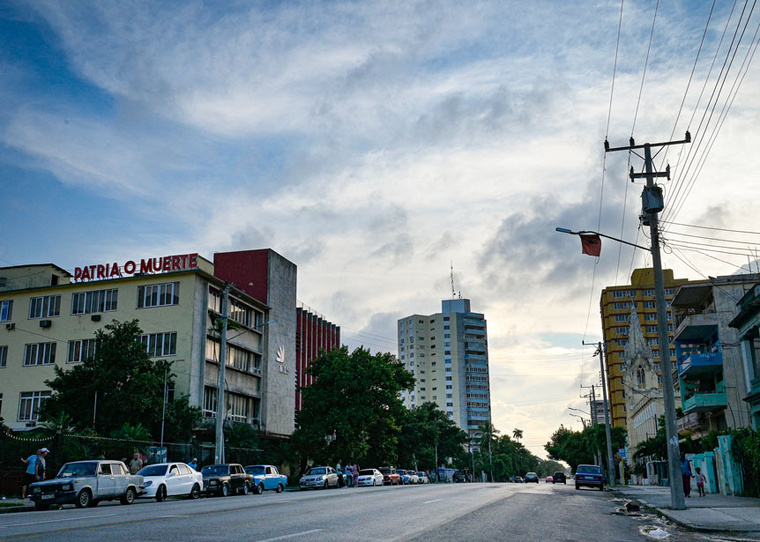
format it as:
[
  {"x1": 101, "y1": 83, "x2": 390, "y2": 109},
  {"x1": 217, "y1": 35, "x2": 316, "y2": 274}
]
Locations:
[{"x1": 555, "y1": 227, "x2": 650, "y2": 251}]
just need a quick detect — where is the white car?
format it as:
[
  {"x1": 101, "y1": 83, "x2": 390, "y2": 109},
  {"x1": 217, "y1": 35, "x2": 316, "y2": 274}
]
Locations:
[
  {"x1": 137, "y1": 462, "x2": 203, "y2": 501},
  {"x1": 357, "y1": 468, "x2": 384, "y2": 487},
  {"x1": 416, "y1": 472, "x2": 430, "y2": 484}
]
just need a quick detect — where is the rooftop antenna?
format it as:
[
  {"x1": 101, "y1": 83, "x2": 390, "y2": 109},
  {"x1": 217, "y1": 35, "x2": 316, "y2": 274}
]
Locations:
[{"x1": 450, "y1": 262, "x2": 456, "y2": 299}]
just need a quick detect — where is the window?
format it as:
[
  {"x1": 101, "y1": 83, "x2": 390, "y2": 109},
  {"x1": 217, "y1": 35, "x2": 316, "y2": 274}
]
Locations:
[
  {"x1": 72, "y1": 289, "x2": 118, "y2": 314},
  {"x1": 28, "y1": 295, "x2": 61, "y2": 318},
  {"x1": 643, "y1": 301, "x2": 656, "y2": 308},
  {"x1": 24, "y1": 343, "x2": 56, "y2": 366},
  {"x1": 227, "y1": 392, "x2": 251, "y2": 423},
  {"x1": 0, "y1": 300, "x2": 12, "y2": 321},
  {"x1": 18, "y1": 391, "x2": 50, "y2": 422},
  {"x1": 138, "y1": 282, "x2": 179, "y2": 308},
  {"x1": 615, "y1": 314, "x2": 628, "y2": 322},
  {"x1": 644, "y1": 289, "x2": 655, "y2": 296},
  {"x1": 613, "y1": 290, "x2": 629, "y2": 298},
  {"x1": 0, "y1": 345, "x2": 6, "y2": 368},
  {"x1": 613, "y1": 302, "x2": 631, "y2": 309},
  {"x1": 67, "y1": 339, "x2": 96, "y2": 363},
  {"x1": 140, "y1": 332, "x2": 177, "y2": 357},
  {"x1": 636, "y1": 366, "x2": 646, "y2": 388},
  {"x1": 203, "y1": 386, "x2": 218, "y2": 418}
]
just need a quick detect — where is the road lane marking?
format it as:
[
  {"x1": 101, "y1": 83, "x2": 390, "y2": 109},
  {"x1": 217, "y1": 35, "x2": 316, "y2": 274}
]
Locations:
[
  {"x1": 256, "y1": 529, "x2": 323, "y2": 541},
  {"x1": 423, "y1": 499, "x2": 444, "y2": 504},
  {"x1": 2, "y1": 514, "x2": 118, "y2": 528}
]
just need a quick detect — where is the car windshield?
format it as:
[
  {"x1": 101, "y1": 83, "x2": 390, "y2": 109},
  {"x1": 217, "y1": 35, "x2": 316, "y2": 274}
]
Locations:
[
  {"x1": 417, "y1": 472, "x2": 424, "y2": 477},
  {"x1": 307, "y1": 467, "x2": 326, "y2": 475},
  {"x1": 138, "y1": 464, "x2": 168, "y2": 477},
  {"x1": 202, "y1": 465, "x2": 229, "y2": 476},
  {"x1": 58, "y1": 462, "x2": 98, "y2": 477},
  {"x1": 246, "y1": 466, "x2": 265, "y2": 475},
  {"x1": 577, "y1": 465, "x2": 602, "y2": 474},
  {"x1": 378, "y1": 468, "x2": 391, "y2": 474},
  {"x1": 359, "y1": 470, "x2": 375, "y2": 475}
]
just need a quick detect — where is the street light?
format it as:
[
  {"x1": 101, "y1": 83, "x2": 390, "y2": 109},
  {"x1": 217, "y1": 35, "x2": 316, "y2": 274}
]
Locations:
[{"x1": 568, "y1": 412, "x2": 587, "y2": 428}]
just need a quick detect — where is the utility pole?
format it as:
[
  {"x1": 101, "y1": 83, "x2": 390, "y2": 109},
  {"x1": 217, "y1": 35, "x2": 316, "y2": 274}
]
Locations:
[
  {"x1": 605, "y1": 132, "x2": 691, "y2": 510},
  {"x1": 590, "y1": 385, "x2": 598, "y2": 465},
  {"x1": 584, "y1": 340, "x2": 615, "y2": 487},
  {"x1": 215, "y1": 282, "x2": 231, "y2": 464}
]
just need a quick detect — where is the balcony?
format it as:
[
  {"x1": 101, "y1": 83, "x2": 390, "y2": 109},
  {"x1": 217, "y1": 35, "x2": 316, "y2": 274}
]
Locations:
[
  {"x1": 677, "y1": 412, "x2": 708, "y2": 434},
  {"x1": 674, "y1": 311, "x2": 718, "y2": 341},
  {"x1": 682, "y1": 390, "x2": 727, "y2": 414},
  {"x1": 678, "y1": 352, "x2": 723, "y2": 378}
]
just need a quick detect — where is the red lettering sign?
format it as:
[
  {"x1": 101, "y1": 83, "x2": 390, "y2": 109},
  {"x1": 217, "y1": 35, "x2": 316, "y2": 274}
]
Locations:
[{"x1": 73, "y1": 253, "x2": 200, "y2": 282}]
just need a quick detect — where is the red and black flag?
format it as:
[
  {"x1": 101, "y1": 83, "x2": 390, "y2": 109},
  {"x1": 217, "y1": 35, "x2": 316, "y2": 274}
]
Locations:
[{"x1": 580, "y1": 233, "x2": 602, "y2": 257}]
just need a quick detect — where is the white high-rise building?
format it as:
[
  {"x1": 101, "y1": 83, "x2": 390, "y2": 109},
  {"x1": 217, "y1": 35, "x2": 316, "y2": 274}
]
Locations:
[{"x1": 397, "y1": 298, "x2": 491, "y2": 438}]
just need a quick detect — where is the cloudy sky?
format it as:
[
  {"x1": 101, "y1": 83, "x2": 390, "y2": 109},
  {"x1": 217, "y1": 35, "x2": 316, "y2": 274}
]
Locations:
[{"x1": 3, "y1": 0, "x2": 760, "y2": 458}]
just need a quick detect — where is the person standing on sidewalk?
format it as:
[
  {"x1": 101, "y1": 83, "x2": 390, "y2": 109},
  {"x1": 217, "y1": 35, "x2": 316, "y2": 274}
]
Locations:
[
  {"x1": 681, "y1": 454, "x2": 692, "y2": 498},
  {"x1": 695, "y1": 467, "x2": 706, "y2": 497}
]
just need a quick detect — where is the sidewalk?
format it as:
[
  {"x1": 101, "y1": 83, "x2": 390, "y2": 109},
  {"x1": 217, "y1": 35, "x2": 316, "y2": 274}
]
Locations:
[
  {"x1": 0, "y1": 497, "x2": 34, "y2": 514},
  {"x1": 612, "y1": 484, "x2": 760, "y2": 533}
]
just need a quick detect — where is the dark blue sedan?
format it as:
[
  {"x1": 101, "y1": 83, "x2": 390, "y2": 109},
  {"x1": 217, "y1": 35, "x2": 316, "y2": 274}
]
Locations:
[{"x1": 574, "y1": 464, "x2": 604, "y2": 491}]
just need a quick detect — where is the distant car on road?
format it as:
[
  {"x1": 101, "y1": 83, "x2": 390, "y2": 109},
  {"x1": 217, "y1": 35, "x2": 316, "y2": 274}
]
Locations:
[
  {"x1": 299, "y1": 466, "x2": 340, "y2": 490},
  {"x1": 357, "y1": 468, "x2": 384, "y2": 487},
  {"x1": 416, "y1": 472, "x2": 430, "y2": 484},
  {"x1": 378, "y1": 467, "x2": 401, "y2": 486},
  {"x1": 524, "y1": 472, "x2": 539, "y2": 483},
  {"x1": 514, "y1": 476, "x2": 524, "y2": 483},
  {"x1": 545, "y1": 476, "x2": 553, "y2": 483},
  {"x1": 29, "y1": 460, "x2": 143, "y2": 510},
  {"x1": 574, "y1": 464, "x2": 604, "y2": 491},
  {"x1": 244, "y1": 464, "x2": 288, "y2": 494},
  {"x1": 137, "y1": 462, "x2": 202, "y2": 501},
  {"x1": 552, "y1": 471, "x2": 567, "y2": 484},
  {"x1": 201, "y1": 463, "x2": 253, "y2": 496}
]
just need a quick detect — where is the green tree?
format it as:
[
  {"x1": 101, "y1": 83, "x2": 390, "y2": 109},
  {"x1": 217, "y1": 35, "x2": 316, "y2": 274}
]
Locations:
[
  {"x1": 40, "y1": 319, "x2": 201, "y2": 440},
  {"x1": 545, "y1": 424, "x2": 626, "y2": 473},
  {"x1": 512, "y1": 428, "x2": 523, "y2": 441},
  {"x1": 397, "y1": 402, "x2": 468, "y2": 471},
  {"x1": 292, "y1": 346, "x2": 415, "y2": 468}
]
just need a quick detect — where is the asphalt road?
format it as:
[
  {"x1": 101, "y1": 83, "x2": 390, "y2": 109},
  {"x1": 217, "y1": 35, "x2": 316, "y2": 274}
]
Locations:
[{"x1": 0, "y1": 481, "x2": 724, "y2": 541}]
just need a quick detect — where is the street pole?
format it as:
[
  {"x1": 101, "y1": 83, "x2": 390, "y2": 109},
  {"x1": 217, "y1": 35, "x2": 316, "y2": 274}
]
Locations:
[
  {"x1": 605, "y1": 133, "x2": 690, "y2": 510},
  {"x1": 585, "y1": 340, "x2": 615, "y2": 487},
  {"x1": 215, "y1": 282, "x2": 231, "y2": 464},
  {"x1": 590, "y1": 385, "x2": 599, "y2": 466}
]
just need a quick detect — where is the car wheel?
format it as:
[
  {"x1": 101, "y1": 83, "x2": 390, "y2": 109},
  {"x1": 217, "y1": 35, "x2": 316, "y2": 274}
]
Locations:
[
  {"x1": 121, "y1": 487, "x2": 136, "y2": 505},
  {"x1": 254, "y1": 483, "x2": 264, "y2": 494},
  {"x1": 220, "y1": 483, "x2": 229, "y2": 497},
  {"x1": 241, "y1": 482, "x2": 250, "y2": 495},
  {"x1": 34, "y1": 502, "x2": 51, "y2": 511},
  {"x1": 156, "y1": 485, "x2": 167, "y2": 502},
  {"x1": 189, "y1": 484, "x2": 201, "y2": 500},
  {"x1": 75, "y1": 489, "x2": 92, "y2": 508},
  {"x1": 598, "y1": 485, "x2": 604, "y2": 491},
  {"x1": 575, "y1": 484, "x2": 580, "y2": 490},
  {"x1": 276, "y1": 483, "x2": 284, "y2": 493}
]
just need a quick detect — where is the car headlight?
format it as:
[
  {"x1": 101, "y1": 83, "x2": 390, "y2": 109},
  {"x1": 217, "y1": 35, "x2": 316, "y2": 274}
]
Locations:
[
  {"x1": 144, "y1": 481, "x2": 153, "y2": 487},
  {"x1": 32, "y1": 487, "x2": 41, "y2": 494},
  {"x1": 62, "y1": 484, "x2": 73, "y2": 491}
]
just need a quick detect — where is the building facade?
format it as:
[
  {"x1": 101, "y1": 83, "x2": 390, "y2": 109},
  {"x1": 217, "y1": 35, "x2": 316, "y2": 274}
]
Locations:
[
  {"x1": 397, "y1": 298, "x2": 491, "y2": 438},
  {"x1": 600, "y1": 268, "x2": 694, "y2": 429},
  {"x1": 729, "y1": 283, "x2": 760, "y2": 429},
  {"x1": 0, "y1": 249, "x2": 302, "y2": 437},
  {"x1": 671, "y1": 275, "x2": 757, "y2": 439},
  {"x1": 295, "y1": 305, "x2": 341, "y2": 412}
]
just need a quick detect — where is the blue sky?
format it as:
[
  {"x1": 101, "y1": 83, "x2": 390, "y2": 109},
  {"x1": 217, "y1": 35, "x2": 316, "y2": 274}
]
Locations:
[{"x1": 3, "y1": 0, "x2": 759, "y2": 457}]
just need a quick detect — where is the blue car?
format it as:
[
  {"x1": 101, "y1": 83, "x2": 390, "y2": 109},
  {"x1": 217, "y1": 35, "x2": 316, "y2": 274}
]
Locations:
[
  {"x1": 574, "y1": 464, "x2": 603, "y2": 491},
  {"x1": 244, "y1": 464, "x2": 288, "y2": 494}
]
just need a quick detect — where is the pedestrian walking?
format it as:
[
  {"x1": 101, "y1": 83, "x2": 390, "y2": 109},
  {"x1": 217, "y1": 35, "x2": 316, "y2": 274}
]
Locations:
[
  {"x1": 681, "y1": 454, "x2": 692, "y2": 498},
  {"x1": 129, "y1": 452, "x2": 144, "y2": 474},
  {"x1": 352, "y1": 464, "x2": 359, "y2": 488},
  {"x1": 188, "y1": 458, "x2": 198, "y2": 470},
  {"x1": 695, "y1": 467, "x2": 706, "y2": 497}
]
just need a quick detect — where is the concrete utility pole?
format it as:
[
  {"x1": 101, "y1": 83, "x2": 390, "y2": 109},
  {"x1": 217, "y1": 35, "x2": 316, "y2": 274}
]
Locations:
[
  {"x1": 605, "y1": 132, "x2": 691, "y2": 510},
  {"x1": 215, "y1": 282, "x2": 231, "y2": 464},
  {"x1": 584, "y1": 340, "x2": 615, "y2": 487}
]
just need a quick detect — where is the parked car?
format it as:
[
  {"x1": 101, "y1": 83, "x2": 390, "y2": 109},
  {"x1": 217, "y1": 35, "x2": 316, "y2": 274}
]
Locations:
[
  {"x1": 28, "y1": 460, "x2": 143, "y2": 510},
  {"x1": 299, "y1": 466, "x2": 340, "y2": 490},
  {"x1": 337, "y1": 467, "x2": 352, "y2": 487},
  {"x1": 575, "y1": 464, "x2": 604, "y2": 491},
  {"x1": 514, "y1": 476, "x2": 524, "y2": 483},
  {"x1": 244, "y1": 464, "x2": 288, "y2": 494},
  {"x1": 552, "y1": 471, "x2": 567, "y2": 484},
  {"x1": 416, "y1": 471, "x2": 430, "y2": 484},
  {"x1": 137, "y1": 462, "x2": 202, "y2": 501},
  {"x1": 378, "y1": 467, "x2": 401, "y2": 486},
  {"x1": 524, "y1": 472, "x2": 539, "y2": 483},
  {"x1": 357, "y1": 468, "x2": 384, "y2": 487},
  {"x1": 201, "y1": 463, "x2": 253, "y2": 496},
  {"x1": 398, "y1": 469, "x2": 412, "y2": 485},
  {"x1": 545, "y1": 476, "x2": 553, "y2": 483}
]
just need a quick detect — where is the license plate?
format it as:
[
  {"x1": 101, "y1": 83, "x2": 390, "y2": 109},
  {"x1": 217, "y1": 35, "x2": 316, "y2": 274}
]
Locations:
[{"x1": 41, "y1": 494, "x2": 54, "y2": 500}]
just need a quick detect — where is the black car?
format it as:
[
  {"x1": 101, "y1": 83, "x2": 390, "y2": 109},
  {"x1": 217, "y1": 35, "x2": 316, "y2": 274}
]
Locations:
[
  {"x1": 201, "y1": 464, "x2": 254, "y2": 496},
  {"x1": 552, "y1": 471, "x2": 567, "y2": 484},
  {"x1": 524, "y1": 472, "x2": 539, "y2": 483}
]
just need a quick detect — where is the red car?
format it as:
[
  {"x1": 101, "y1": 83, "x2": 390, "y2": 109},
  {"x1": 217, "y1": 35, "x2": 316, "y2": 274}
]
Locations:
[{"x1": 378, "y1": 467, "x2": 401, "y2": 485}]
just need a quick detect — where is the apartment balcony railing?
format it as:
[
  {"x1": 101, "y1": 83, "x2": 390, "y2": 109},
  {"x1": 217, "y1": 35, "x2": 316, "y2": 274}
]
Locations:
[
  {"x1": 682, "y1": 391, "x2": 727, "y2": 414},
  {"x1": 678, "y1": 351, "x2": 723, "y2": 378}
]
